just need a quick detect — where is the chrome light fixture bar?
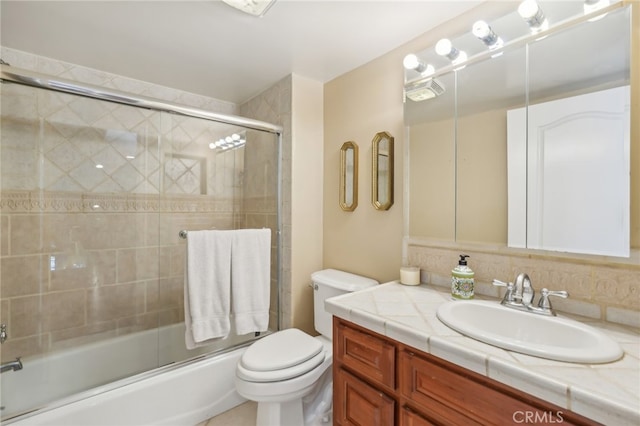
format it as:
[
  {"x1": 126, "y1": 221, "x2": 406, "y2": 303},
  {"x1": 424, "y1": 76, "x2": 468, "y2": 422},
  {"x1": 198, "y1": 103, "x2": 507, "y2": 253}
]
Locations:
[
  {"x1": 221, "y1": 0, "x2": 277, "y2": 17},
  {"x1": 584, "y1": 0, "x2": 611, "y2": 21}
]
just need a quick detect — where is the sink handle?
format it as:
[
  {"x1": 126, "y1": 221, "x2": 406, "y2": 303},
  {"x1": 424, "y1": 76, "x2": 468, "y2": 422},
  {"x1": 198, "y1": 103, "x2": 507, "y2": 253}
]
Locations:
[
  {"x1": 492, "y1": 279, "x2": 515, "y2": 303},
  {"x1": 538, "y1": 288, "x2": 569, "y2": 315}
]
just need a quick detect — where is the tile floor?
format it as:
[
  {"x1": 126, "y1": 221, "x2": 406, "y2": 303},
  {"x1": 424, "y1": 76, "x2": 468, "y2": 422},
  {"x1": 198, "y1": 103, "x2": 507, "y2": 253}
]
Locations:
[{"x1": 196, "y1": 401, "x2": 257, "y2": 426}]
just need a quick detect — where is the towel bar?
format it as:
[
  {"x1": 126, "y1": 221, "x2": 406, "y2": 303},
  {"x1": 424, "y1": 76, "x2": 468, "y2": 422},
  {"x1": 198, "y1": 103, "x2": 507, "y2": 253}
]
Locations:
[{"x1": 180, "y1": 227, "x2": 268, "y2": 239}]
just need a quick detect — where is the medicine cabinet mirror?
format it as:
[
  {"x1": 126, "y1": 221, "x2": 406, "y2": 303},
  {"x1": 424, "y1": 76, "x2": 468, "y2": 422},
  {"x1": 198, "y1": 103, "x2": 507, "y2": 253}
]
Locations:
[
  {"x1": 372, "y1": 131, "x2": 394, "y2": 211},
  {"x1": 339, "y1": 141, "x2": 358, "y2": 211},
  {"x1": 404, "y1": 1, "x2": 634, "y2": 257}
]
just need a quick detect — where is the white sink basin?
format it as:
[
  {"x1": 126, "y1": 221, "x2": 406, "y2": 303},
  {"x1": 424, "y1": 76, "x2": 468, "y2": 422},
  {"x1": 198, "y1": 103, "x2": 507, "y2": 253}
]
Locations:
[{"x1": 436, "y1": 300, "x2": 623, "y2": 364}]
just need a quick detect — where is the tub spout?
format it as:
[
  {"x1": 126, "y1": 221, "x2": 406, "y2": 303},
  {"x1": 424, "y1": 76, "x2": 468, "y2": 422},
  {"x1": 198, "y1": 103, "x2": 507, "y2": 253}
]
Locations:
[{"x1": 1, "y1": 357, "x2": 23, "y2": 373}]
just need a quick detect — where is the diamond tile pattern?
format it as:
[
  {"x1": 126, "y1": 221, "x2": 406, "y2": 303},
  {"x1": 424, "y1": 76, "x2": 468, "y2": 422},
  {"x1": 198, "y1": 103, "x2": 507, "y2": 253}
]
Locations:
[{"x1": 0, "y1": 81, "x2": 248, "y2": 196}]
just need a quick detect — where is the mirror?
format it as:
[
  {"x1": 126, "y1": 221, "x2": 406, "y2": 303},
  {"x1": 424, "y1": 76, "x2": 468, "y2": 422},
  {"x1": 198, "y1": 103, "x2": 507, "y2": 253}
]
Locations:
[
  {"x1": 372, "y1": 131, "x2": 394, "y2": 210},
  {"x1": 340, "y1": 141, "x2": 358, "y2": 211},
  {"x1": 404, "y1": 1, "x2": 633, "y2": 257}
]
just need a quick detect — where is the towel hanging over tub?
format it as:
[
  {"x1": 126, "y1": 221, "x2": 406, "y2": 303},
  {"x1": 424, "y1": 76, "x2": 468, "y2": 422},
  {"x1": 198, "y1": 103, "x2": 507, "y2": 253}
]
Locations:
[
  {"x1": 231, "y1": 228, "x2": 271, "y2": 335},
  {"x1": 184, "y1": 228, "x2": 271, "y2": 349},
  {"x1": 184, "y1": 230, "x2": 233, "y2": 349}
]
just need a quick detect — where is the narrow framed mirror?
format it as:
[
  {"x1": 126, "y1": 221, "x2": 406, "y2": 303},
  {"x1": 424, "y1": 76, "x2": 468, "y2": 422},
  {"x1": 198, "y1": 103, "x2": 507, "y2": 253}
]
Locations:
[
  {"x1": 372, "y1": 131, "x2": 394, "y2": 210},
  {"x1": 339, "y1": 141, "x2": 358, "y2": 211}
]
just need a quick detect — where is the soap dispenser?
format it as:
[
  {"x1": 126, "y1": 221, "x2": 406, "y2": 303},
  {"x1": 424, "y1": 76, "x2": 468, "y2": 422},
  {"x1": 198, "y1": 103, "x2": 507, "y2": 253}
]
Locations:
[{"x1": 451, "y1": 254, "x2": 474, "y2": 300}]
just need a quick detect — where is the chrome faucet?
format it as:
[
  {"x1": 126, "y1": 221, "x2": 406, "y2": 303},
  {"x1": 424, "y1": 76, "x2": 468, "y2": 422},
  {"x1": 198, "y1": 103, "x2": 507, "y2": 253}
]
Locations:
[
  {"x1": 1, "y1": 357, "x2": 23, "y2": 373},
  {"x1": 492, "y1": 273, "x2": 568, "y2": 316}
]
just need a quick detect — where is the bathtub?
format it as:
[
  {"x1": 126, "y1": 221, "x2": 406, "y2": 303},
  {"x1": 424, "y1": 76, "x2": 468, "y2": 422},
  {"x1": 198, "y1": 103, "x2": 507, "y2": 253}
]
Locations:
[{"x1": 2, "y1": 324, "x2": 257, "y2": 425}]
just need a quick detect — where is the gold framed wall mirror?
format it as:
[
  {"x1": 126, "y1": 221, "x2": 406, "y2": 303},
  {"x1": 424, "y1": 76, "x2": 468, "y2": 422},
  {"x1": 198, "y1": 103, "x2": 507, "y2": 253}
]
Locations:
[
  {"x1": 372, "y1": 131, "x2": 394, "y2": 210},
  {"x1": 339, "y1": 141, "x2": 358, "y2": 211}
]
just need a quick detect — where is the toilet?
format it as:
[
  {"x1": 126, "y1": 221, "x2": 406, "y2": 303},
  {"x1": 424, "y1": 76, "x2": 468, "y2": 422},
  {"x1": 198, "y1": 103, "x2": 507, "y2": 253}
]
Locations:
[{"x1": 234, "y1": 269, "x2": 378, "y2": 426}]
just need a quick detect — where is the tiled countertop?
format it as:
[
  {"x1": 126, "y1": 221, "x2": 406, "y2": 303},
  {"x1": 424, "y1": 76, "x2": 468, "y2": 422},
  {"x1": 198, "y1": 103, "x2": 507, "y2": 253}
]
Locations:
[{"x1": 325, "y1": 281, "x2": 640, "y2": 425}]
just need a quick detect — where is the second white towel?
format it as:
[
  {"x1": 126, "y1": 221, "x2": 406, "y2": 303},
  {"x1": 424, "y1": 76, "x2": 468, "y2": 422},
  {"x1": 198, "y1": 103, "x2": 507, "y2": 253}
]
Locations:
[{"x1": 232, "y1": 228, "x2": 271, "y2": 335}]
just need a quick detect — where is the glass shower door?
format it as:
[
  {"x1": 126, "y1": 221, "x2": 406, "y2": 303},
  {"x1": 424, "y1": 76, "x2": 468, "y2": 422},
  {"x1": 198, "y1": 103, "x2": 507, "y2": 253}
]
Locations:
[{"x1": 0, "y1": 81, "x2": 164, "y2": 419}]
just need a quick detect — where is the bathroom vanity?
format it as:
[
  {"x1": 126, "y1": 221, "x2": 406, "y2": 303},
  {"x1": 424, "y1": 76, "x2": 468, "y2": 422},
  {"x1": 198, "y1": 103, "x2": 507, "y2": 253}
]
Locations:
[{"x1": 327, "y1": 282, "x2": 640, "y2": 425}]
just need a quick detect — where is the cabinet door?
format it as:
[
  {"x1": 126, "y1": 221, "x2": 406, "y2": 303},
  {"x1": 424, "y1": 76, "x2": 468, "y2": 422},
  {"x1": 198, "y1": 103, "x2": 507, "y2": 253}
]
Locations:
[
  {"x1": 335, "y1": 367, "x2": 395, "y2": 426},
  {"x1": 400, "y1": 350, "x2": 596, "y2": 426},
  {"x1": 335, "y1": 319, "x2": 396, "y2": 390}
]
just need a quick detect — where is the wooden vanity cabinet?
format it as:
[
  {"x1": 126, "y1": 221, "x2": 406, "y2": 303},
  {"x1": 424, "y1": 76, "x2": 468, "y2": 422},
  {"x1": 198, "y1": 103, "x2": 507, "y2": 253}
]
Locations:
[{"x1": 333, "y1": 317, "x2": 600, "y2": 426}]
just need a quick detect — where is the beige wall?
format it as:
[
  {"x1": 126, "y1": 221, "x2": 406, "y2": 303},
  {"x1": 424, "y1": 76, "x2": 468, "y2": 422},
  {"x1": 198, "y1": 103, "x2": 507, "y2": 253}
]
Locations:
[
  {"x1": 323, "y1": 56, "x2": 405, "y2": 284},
  {"x1": 290, "y1": 75, "x2": 324, "y2": 334},
  {"x1": 323, "y1": 3, "x2": 511, "y2": 284},
  {"x1": 324, "y1": 2, "x2": 639, "y2": 325}
]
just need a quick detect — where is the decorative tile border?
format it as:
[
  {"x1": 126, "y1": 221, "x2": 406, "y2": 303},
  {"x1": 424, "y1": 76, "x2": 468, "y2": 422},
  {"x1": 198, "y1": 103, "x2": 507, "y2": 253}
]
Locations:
[{"x1": 0, "y1": 190, "x2": 245, "y2": 213}]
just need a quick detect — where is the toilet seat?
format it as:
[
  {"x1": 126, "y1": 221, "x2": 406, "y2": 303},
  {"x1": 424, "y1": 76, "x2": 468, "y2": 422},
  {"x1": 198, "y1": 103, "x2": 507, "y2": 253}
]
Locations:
[{"x1": 237, "y1": 329, "x2": 326, "y2": 383}]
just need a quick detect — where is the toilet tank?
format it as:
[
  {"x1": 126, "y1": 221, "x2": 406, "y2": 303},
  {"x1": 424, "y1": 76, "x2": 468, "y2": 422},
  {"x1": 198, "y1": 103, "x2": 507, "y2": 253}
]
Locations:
[{"x1": 311, "y1": 269, "x2": 378, "y2": 339}]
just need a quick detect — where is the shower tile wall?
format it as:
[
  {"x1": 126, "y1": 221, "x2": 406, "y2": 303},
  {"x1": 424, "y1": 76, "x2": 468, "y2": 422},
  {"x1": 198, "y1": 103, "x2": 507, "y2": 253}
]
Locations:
[
  {"x1": 240, "y1": 76, "x2": 292, "y2": 329},
  {"x1": 0, "y1": 48, "x2": 281, "y2": 362}
]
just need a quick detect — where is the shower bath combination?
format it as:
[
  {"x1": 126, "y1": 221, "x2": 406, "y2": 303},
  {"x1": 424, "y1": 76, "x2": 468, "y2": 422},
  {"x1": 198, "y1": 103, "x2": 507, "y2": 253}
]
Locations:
[{"x1": 0, "y1": 60, "x2": 283, "y2": 424}]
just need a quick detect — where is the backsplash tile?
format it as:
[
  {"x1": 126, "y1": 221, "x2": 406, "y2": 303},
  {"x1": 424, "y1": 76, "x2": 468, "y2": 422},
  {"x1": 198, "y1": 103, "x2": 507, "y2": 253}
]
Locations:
[{"x1": 406, "y1": 241, "x2": 640, "y2": 322}]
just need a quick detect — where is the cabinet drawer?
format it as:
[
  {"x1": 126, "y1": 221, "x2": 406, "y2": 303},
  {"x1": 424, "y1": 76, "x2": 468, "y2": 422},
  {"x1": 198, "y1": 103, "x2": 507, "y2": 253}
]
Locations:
[
  {"x1": 399, "y1": 350, "x2": 597, "y2": 426},
  {"x1": 400, "y1": 406, "x2": 436, "y2": 426},
  {"x1": 335, "y1": 367, "x2": 395, "y2": 426},
  {"x1": 335, "y1": 319, "x2": 396, "y2": 390}
]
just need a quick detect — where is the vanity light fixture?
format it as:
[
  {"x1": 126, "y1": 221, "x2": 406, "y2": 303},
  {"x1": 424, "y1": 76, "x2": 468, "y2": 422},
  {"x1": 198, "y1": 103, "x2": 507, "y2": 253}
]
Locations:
[
  {"x1": 435, "y1": 38, "x2": 468, "y2": 68},
  {"x1": 518, "y1": 0, "x2": 549, "y2": 33},
  {"x1": 403, "y1": 54, "x2": 435, "y2": 76},
  {"x1": 221, "y1": 0, "x2": 277, "y2": 17},
  {"x1": 472, "y1": 20, "x2": 504, "y2": 50}
]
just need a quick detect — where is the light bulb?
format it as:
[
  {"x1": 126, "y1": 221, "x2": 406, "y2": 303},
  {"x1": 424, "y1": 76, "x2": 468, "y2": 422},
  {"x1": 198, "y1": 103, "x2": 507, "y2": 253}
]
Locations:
[
  {"x1": 403, "y1": 54, "x2": 422, "y2": 71},
  {"x1": 403, "y1": 54, "x2": 434, "y2": 75},
  {"x1": 436, "y1": 38, "x2": 466, "y2": 67},
  {"x1": 472, "y1": 20, "x2": 503, "y2": 49},
  {"x1": 518, "y1": 0, "x2": 548, "y2": 33},
  {"x1": 232, "y1": 133, "x2": 241, "y2": 140},
  {"x1": 435, "y1": 39, "x2": 453, "y2": 57}
]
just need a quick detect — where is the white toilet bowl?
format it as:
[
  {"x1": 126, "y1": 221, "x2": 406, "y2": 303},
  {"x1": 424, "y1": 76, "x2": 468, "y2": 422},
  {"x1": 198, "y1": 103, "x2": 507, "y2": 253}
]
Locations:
[
  {"x1": 235, "y1": 329, "x2": 333, "y2": 426},
  {"x1": 234, "y1": 269, "x2": 378, "y2": 426}
]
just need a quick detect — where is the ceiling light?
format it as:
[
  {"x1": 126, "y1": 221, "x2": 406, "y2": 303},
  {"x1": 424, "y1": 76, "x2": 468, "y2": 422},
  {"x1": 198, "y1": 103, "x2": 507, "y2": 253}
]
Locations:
[
  {"x1": 472, "y1": 21, "x2": 504, "y2": 50},
  {"x1": 221, "y1": 0, "x2": 277, "y2": 17},
  {"x1": 518, "y1": 0, "x2": 548, "y2": 33}
]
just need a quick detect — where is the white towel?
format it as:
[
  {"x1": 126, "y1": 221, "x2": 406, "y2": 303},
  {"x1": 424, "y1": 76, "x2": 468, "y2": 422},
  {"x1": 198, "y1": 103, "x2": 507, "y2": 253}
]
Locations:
[
  {"x1": 231, "y1": 228, "x2": 271, "y2": 335},
  {"x1": 184, "y1": 230, "x2": 233, "y2": 349}
]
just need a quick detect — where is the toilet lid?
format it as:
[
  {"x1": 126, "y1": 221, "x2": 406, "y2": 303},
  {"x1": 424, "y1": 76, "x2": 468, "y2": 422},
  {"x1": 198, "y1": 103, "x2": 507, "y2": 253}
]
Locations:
[
  {"x1": 240, "y1": 328, "x2": 324, "y2": 372},
  {"x1": 236, "y1": 349, "x2": 325, "y2": 382}
]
